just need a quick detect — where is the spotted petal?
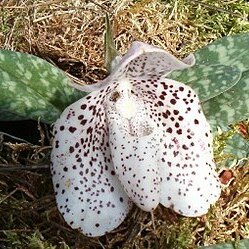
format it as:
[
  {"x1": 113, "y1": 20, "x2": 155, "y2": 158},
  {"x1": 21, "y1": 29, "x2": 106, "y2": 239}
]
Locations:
[
  {"x1": 131, "y1": 76, "x2": 221, "y2": 216},
  {"x1": 72, "y1": 41, "x2": 195, "y2": 93},
  {"x1": 51, "y1": 86, "x2": 132, "y2": 237},
  {"x1": 151, "y1": 79, "x2": 221, "y2": 216},
  {"x1": 111, "y1": 41, "x2": 195, "y2": 78}
]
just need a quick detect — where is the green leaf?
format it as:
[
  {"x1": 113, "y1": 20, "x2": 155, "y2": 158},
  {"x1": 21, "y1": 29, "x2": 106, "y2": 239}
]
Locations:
[
  {"x1": 199, "y1": 239, "x2": 249, "y2": 249},
  {"x1": 168, "y1": 65, "x2": 241, "y2": 102},
  {"x1": 0, "y1": 80, "x2": 61, "y2": 124},
  {"x1": 202, "y1": 70, "x2": 249, "y2": 131},
  {"x1": 215, "y1": 131, "x2": 249, "y2": 167},
  {"x1": 195, "y1": 32, "x2": 249, "y2": 72},
  {"x1": 224, "y1": 133, "x2": 249, "y2": 159},
  {"x1": 0, "y1": 49, "x2": 85, "y2": 123},
  {"x1": 0, "y1": 109, "x2": 25, "y2": 121}
]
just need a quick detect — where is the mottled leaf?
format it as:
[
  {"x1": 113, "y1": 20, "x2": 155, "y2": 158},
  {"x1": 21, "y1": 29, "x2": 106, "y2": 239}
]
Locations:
[
  {"x1": 168, "y1": 65, "x2": 241, "y2": 102},
  {"x1": 195, "y1": 32, "x2": 249, "y2": 72},
  {"x1": 0, "y1": 49, "x2": 85, "y2": 123},
  {"x1": 200, "y1": 239, "x2": 249, "y2": 249},
  {"x1": 0, "y1": 109, "x2": 25, "y2": 121},
  {"x1": 202, "y1": 70, "x2": 249, "y2": 131},
  {"x1": 0, "y1": 80, "x2": 61, "y2": 124},
  {"x1": 224, "y1": 134, "x2": 249, "y2": 159}
]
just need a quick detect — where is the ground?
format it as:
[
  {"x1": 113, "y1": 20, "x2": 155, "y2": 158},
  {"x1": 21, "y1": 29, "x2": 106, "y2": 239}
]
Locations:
[{"x1": 0, "y1": 0, "x2": 249, "y2": 248}]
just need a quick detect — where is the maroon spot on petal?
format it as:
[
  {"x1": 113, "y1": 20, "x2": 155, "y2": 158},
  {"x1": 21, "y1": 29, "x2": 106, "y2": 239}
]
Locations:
[
  {"x1": 173, "y1": 110, "x2": 179, "y2": 115},
  {"x1": 166, "y1": 127, "x2": 173, "y2": 133},
  {"x1": 182, "y1": 144, "x2": 188, "y2": 150},
  {"x1": 162, "y1": 112, "x2": 168, "y2": 119},
  {"x1": 176, "y1": 129, "x2": 182, "y2": 135},
  {"x1": 80, "y1": 119, "x2": 87, "y2": 125},
  {"x1": 87, "y1": 127, "x2": 93, "y2": 134},
  {"x1": 89, "y1": 105, "x2": 95, "y2": 111},
  {"x1": 69, "y1": 127, "x2": 77, "y2": 133},
  {"x1": 161, "y1": 83, "x2": 168, "y2": 90},
  {"x1": 59, "y1": 126, "x2": 65, "y2": 131},
  {"x1": 81, "y1": 104, "x2": 87, "y2": 110},
  {"x1": 194, "y1": 119, "x2": 199, "y2": 124},
  {"x1": 170, "y1": 99, "x2": 177, "y2": 105},
  {"x1": 69, "y1": 146, "x2": 74, "y2": 153}
]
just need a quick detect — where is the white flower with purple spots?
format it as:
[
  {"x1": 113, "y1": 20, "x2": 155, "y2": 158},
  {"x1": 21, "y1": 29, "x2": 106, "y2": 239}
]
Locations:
[{"x1": 50, "y1": 42, "x2": 221, "y2": 237}]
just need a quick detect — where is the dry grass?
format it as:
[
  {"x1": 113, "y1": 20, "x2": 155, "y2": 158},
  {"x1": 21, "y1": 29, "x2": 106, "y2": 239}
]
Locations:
[{"x1": 0, "y1": 0, "x2": 249, "y2": 248}]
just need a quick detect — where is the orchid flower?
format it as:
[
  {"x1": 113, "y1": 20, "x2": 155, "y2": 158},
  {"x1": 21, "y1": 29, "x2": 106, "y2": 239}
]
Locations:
[{"x1": 50, "y1": 42, "x2": 221, "y2": 237}]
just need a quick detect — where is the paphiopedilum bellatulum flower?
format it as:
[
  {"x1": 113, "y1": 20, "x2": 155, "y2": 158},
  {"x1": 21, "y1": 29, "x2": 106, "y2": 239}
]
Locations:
[{"x1": 50, "y1": 42, "x2": 221, "y2": 237}]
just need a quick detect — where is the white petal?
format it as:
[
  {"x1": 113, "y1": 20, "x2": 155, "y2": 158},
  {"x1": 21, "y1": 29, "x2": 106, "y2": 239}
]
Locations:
[
  {"x1": 128, "y1": 76, "x2": 221, "y2": 216},
  {"x1": 69, "y1": 42, "x2": 195, "y2": 93},
  {"x1": 112, "y1": 41, "x2": 195, "y2": 79},
  {"x1": 51, "y1": 88, "x2": 132, "y2": 237}
]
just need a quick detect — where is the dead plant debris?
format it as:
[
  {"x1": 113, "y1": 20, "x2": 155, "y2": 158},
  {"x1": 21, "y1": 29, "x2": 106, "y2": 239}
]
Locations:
[{"x1": 0, "y1": 0, "x2": 249, "y2": 248}]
